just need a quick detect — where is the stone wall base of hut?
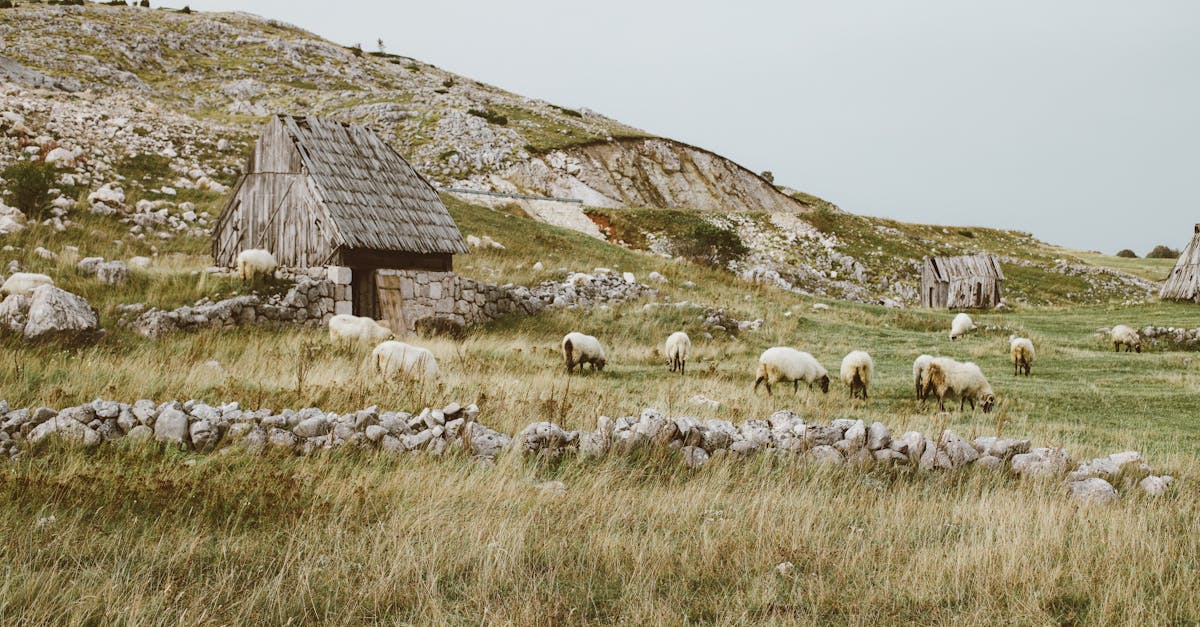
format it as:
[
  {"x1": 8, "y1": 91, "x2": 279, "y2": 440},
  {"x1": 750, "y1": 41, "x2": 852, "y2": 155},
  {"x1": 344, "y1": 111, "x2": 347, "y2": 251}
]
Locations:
[{"x1": 373, "y1": 269, "x2": 541, "y2": 334}]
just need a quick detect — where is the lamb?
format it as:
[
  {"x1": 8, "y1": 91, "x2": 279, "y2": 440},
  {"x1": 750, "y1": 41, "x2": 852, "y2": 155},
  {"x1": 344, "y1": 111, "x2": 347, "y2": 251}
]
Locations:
[
  {"x1": 754, "y1": 347, "x2": 829, "y2": 396},
  {"x1": 562, "y1": 332, "x2": 606, "y2": 373},
  {"x1": 949, "y1": 312, "x2": 977, "y2": 341},
  {"x1": 913, "y1": 354, "x2": 934, "y2": 400},
  {"x1": 0, "y1": 272, "x2": 53, "y2": 297},
  {"x1": 236, "y1": 249, "x2": 277, "y2": 281},
  {"x1": 665, "y1": 331, "x2": 691, "y2": 375},
  {"x1": 839, "y1": 350, "x2": 874, "y2": 400},
  {"x1": 372, "y1": 340, "x2": 439, "y2": 381},
  {"x1": 328, "y1": 314, "x2": 392, "y2": 345},
  {"x1": 1010, "y1": 336, "x2": 1035, "y2": 376},
  {"x1": 1110, "y1": 324, "x2": 1142, "y2": 353},
  {"x1": 922, "y1": 357, "x2": 996, "y2": 413}
]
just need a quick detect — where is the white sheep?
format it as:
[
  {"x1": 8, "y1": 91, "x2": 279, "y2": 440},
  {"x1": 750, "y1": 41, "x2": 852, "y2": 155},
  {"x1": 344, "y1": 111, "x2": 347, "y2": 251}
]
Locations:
[
  {"x1": 922, "y1": 357, "x2": 996, "y2": 413},
  {"x1": 236, "y1": 249, "x2": 277, "y2": 281},
  {"x1": 913, "y1": 354, "x2": 934, "y2": 400},
  {"x1": 1110, "y1": 324, "x2": 1142, "y2": 353},
  {"x1": 949, "y1": 312, "x2": 977, "y2": 341},
  {"x1": 839, "y1": 350, "x2": 874, "y2": 400},
  {"x1": 1, "y1": 272, "x2": 53, "y2": 297},
  {"x1": 562, "y1": 332, "x2": 606, "y2": 373},
  {"x1": 665, "y1": 331, "x2": 691, "y2": 375},
  {"x1": 328, "y1": 314, "x2": 393, "y2": 345},
  {"x1": 1010, "y1": 336, "x2": 1035, "y2": 376},
  {"x1": 372, "y1": 340, "x2": 439, "y2": 381},
  {"x1": 754, "y1": 347, "x2": 829, "y2": 396}
]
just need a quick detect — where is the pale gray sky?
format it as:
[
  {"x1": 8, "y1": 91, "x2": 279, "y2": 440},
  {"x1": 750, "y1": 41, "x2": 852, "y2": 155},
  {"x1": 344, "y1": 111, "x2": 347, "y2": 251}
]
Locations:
[{"x1": 186, "y1": 0, "x2": 1200, "y2": 254}]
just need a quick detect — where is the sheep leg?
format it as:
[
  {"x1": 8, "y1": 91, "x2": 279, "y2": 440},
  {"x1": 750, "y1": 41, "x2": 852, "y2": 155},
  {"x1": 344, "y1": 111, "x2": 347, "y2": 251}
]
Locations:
[
  {"x1": 681, "y1": 359, "x2": 685, "y2": 376},
  {"x1": 754, "y1": 376, "x2": 769, "y2": 395},
  {"x1": 795, "y1": 381, "x2": 801, "y2": 394},
  {"x1": 936, "y1": 394, "x2": 946, "y2": 412}
]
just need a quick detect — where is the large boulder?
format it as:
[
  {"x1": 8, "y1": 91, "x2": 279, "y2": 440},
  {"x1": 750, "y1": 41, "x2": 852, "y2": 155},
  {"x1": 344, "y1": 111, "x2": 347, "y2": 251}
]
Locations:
[
  {"x1": 1066, "y1": 478, "x2": 1119, "y2": 505},
  {"x1": 22, "y1": 285, "x2": 100, "y2": 343}
]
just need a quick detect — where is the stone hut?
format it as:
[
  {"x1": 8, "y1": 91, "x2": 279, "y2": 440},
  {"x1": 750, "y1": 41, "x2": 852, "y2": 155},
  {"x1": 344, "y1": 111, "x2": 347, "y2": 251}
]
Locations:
[
  {"x1": 920, "y1": 254, "x2": 1005, "y2": 309},
  {"x1": 1159, "y1": 224, "x2": 1200, "y2": 302},
  {"x1": 212, "y1": 115, "x2": 469, "y2": 330}
]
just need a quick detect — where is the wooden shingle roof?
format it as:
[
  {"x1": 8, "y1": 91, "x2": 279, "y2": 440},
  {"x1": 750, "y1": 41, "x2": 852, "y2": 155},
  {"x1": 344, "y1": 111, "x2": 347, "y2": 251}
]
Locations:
[
  {"x1": 279, "y1": 115, "x2": 468, "y2": 255},
  {"x1": 924, "y1": 254, "x2": 1005, "y2": 282}
]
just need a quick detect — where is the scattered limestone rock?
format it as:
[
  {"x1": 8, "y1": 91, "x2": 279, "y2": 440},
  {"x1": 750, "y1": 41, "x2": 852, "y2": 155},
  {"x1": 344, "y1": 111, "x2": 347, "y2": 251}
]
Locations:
[{"x1": 1066, "y1": 477, "x2": 1119, "y2": 505}]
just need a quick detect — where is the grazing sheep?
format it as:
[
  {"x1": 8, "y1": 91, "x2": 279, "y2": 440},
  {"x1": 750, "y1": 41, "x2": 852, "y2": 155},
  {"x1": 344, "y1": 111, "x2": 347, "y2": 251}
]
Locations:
[
  {"x1": 1111, "y1": 324, "x2": 1142, "y2": 353},
  {"x1": 922, "y1": 357, "x2": 996, "y2": 413},
  {"x1": 562, "y1": 332, "x2": 606, "y2": 373},
  {"x1": 949, "y1": 312, "x2": 977, "y2": 341},
  {"x1": 0, "y1": 272, "x2": 53, "y2": 297},
  {"x1": 236, "y1": 249, "x2": 277, "y2": 281},
  {"x1": 1010, "y1": 336, "x2": 1035, "y2": 376},
  {"x1": 665, "y1": 331, "x2": 691, "y2": 375},
  {"x1": 839, "y1": 350, "x2": 874, "y2": 400},
  {"x1": 372, "y1": 340, "x2": 439, "y2": 381},
  {"x1": 328, "y1": 314, "x2": 392, "y2": 345},
  {"x1": 913, "y1": 354, "x2": 934, "y2": 400},
  {"x1": 754, "y1": 347, "x2": 830, "y2": 396}
]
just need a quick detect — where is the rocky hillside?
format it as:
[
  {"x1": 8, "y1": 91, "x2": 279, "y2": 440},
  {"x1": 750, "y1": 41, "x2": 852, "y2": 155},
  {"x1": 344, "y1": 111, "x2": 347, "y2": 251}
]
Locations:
[{"x1": 0, "y1": 3, "x2": 1162, "y2": 306}]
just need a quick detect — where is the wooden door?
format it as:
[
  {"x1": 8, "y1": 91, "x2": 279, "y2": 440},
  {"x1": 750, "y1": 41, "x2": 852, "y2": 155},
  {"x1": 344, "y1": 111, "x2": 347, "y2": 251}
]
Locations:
[
  {"x1": 351, "y1": 269, "x2": 377, "y2": 319},
  {"x1": 374, "y1": 272, "x2": 408, "y2": 333}
]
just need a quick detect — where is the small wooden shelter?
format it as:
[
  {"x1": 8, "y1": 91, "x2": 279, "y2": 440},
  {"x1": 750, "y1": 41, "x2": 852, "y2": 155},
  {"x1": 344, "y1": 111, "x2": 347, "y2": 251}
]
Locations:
[
  {"x1": 213, "y1": 114, "x2": 468, "y2": 317},
  {"x1": 1159, "y1": 224, "x2": 1200, "y2": 302},
  {"x1": 920, "y1": 254, "x2": 1005, "y2": 309}
]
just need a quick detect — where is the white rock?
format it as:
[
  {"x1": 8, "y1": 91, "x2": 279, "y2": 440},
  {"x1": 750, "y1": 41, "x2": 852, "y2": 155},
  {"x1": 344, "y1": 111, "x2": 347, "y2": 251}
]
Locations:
[
  {"x1": 154, "y1": 407, "x2": 189, "y2": 445},
  {"x1": 28, "y1": 415, "x2": 100, "y2": 448},
  {"x1": 1066, "y1": 477, "x2": 1119, "y2": 505},
  {"x1": 22, "y1": 285, "x2": 99, "y2": 342},
  {"x1": 681, "y1": 445, "x2": 709, "y2": 469}
]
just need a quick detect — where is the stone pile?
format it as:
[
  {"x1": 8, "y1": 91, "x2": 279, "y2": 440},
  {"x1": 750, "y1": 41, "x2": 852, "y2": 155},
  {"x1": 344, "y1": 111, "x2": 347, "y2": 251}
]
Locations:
[
  {"x1": 127, "y1": 275, "x2": 335, "y2": 337},
  {"x1": 76, "y1": 256, "x2": 129, "y2": 286},
  {"x1": 0, "y1": 284, "x2": 101, "y2": 342},
  {"x1": 0, "y1": 398, "x2": 511, "y2": 461},
  {"x1": 0, "y1": 394, "x2": 1177, "y2": 504},
  {"x1": 517, "y1": 409, "x2": 1174, "y2": 503},
  {"x1": 1139, "y1": 325, "x2": 1200, "y2": 349}
]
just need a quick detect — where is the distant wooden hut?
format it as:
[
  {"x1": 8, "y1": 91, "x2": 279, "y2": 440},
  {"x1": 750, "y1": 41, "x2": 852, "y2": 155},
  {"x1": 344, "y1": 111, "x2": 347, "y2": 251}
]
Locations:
[
  {"x1": 213, "y1": 114, "x2": 468, "y2": 317},
  {"x1": 920, "y1": 254, "x2": 1005, "y2": 309},
  {"x1": 1159, "y1": 224, "x2": 1200, "y2": 302}
]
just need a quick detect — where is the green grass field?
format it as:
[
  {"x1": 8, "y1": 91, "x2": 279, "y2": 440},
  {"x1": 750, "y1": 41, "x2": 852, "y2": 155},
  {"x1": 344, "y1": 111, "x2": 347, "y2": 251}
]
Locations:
[{"x1": 1, "y1": 198, "x2": 1198, "y2": 624}]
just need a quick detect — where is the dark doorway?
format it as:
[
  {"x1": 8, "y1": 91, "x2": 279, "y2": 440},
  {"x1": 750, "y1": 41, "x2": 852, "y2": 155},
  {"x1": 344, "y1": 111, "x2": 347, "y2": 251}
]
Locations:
[{"x1": 351, "y1": 269, "x2": 377, "y2": 318}]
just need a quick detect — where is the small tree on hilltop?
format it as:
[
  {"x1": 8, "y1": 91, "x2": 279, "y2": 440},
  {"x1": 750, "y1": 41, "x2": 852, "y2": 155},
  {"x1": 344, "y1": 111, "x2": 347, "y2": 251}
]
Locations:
[
  {"x1": 1146, "y1": 245, "x2": 1181, "y2": 259},
  {"x1": 760, "y1": 170, "x2": 774, "y2": 184},
  {"x1": 1115, "y1": 249, "x2": 1138, "y2": 258},
  {"x1": 2, "y1": 161, "x2": 57, "y2": 220}
]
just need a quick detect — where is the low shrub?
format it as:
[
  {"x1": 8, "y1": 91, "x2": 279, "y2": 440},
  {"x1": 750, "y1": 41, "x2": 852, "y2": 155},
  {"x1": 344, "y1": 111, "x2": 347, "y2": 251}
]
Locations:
[
  {"x1": 2, "y1": 161, "x2": 57, "y2": 220},
  {"x1": 1146, "y1": 245, "x2": 1180, "y2": 259},
  {"x1": 1115, "y1": 249, "x2": 1138, "y2": 258},
  {"x1": 673, "y1": 222, "x2": 748, "y2": 268},
  {"x1": 468, "y1": 108, "x2": 508, "y2": 126}
]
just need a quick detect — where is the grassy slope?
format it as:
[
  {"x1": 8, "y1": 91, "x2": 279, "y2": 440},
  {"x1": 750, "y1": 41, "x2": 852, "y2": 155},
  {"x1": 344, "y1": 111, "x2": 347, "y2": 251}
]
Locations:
[{"x1": 1, "y1": 198, "x2": 1199, "y2": 623}]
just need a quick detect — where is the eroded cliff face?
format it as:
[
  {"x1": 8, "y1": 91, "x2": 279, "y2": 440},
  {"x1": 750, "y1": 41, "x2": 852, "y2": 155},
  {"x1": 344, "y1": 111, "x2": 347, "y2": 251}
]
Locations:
[{"x1": 495, "y1": 138, "x2": 809, "y2": 214}]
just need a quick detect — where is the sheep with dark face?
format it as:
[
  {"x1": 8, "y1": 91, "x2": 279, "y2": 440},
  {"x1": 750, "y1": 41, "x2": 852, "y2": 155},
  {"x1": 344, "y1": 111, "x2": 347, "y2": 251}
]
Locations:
[
  {"x1": 754, "y1": 347, "x2": 829, "y2": 396},
  {"x1": 922, "y1": 357, "x2": 996, "y2": 413},
  {"x1": 562, "y1": 332, "x2": 606, "y2": 374},
  {"x1": 1111, "y1": 325, "x2": 1142, "y2": 353}
]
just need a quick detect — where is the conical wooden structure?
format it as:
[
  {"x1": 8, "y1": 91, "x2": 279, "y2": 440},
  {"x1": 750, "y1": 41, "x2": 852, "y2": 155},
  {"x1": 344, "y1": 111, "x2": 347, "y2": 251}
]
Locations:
[{"x1": 1160, "y1": 224, "x2": 1200, "y2": 302}]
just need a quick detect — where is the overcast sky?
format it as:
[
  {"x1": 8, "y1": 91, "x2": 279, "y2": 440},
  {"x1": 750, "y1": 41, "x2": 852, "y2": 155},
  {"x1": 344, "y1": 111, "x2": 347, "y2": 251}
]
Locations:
[{"x1": 185, "y1": 0, "x2": 1199, "y2": 254}]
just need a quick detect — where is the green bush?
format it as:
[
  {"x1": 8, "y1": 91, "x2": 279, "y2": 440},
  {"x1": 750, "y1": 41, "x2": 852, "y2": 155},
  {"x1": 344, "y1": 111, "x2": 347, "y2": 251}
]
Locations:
[
  {"x1": 0, "y1": 1, "x2": 14, "y2": 8},
  {"x1": 1115, "y1": 249, "x2": 1138, "y2": 258},
  {"x1": 1146, "y1": 245, "x2": 1180, "y2": 259},
  {"x1": 673, "y1": 222, "x2": 748, "y2": 268},
  {"x1": 468, "y1": 108, "x2": 508, "y2": 126},
  {"x1": 180, "y1": 5, "x2": 191, "y2": 13},
  {"x1": 2, "y1": 161, "x2": 57, "y2": 220},
  {"x1": 760, "y1": 171, "x2": 774, "y2": 184},
  {"x1": 117, "y1": 153, "x2": 173, "y2": 183},
  {"x1": 139, "y1": 0, "x2": 149, "y2": 6}
]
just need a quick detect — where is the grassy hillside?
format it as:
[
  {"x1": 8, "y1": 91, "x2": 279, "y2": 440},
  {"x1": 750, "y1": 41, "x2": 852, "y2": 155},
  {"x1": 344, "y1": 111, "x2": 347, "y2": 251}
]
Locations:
[{"x1": 0, "y1": 196, "x2": 1198, "y2": 623}]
